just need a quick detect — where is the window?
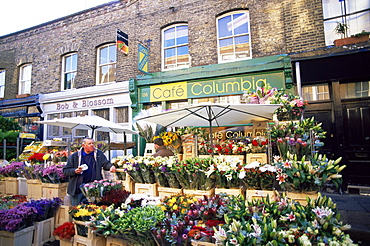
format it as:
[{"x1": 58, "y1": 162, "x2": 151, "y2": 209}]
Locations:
[
  {"x1": 19, "y1": 64, "x2": 32, "y2": 95},
  {"x1": 340, "y1": 81, "x2": 370, "y2": 99},
  {"x1": 62, "y1": 53, "x2": 77, "y2": 90},
  {"x1": 115, "y1": 107, "x2": 129, "y2": 123},
  {"x1": 46, "y1": 110, "x2": 88, "y2": 140},
  {"x1": 162, "y1": 24, "x2": 189, "y2": 70},
  {"x1": 302, "y1": 84, "x2": 330, "y2": 101},
  {"x1": 322, "y1": 0, "x2": 370, "y2": 46},
  {"x1": 93, "y1": 108, "x2": 110, "y2": 141},
  {"x1": 0, "y1": 70, "x2": 5, "y2": 98},
  {"x1": 97, "y1": 44, "x2": 116, "y2": 84},
  {"x1": 217, "y1": 11, "x2": 252, "y2": 63}
]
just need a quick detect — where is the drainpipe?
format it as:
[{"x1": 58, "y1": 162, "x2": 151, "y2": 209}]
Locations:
[{"x1": 295, "y1": 62, "x2": 302, "y2": 97}]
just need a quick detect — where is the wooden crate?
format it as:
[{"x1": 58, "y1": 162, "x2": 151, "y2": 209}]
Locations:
[
  {"x1": 215, "y1": 188, "x2": 245, "y2": 197},
  {"x1": 286, "y1": 192, "x2": 318, "y2": 206},
  {"x1": 157, "y1": 187, "x2": 183, "y2": 199},
  {"x1": 191, "y1": 240, "x2": 217, "y2": 246},
  {"x1": 74, "y1": 220, "x2": 96, "y2": 240},
  {"x1": 33, "y1": 217, "x2": 55, "y2": 246},
  {"x1": 42, "y1": 182, "x2": 68, "y2": 199},
  {"x1": 134, "y1": 183, "x2": 158, "y2": 196},
  {"x1": 246, "y1": 189, "x2": 276, "y2": 201},
  {"x1": 55, "y1": 205, "x2": 72, "y2": 228},
  {"x1": 27, "y1": 179, "x2": 43, "y2": 199},
  {"x1": 0, "y1": 181, "x2": 5, "y2": 196},
  {"x1": 73, "y1": 234, "x2": 105, "y2": 246},
  {"x1": 105, "y1": 236, "x2": 133, "y2": 246},
  {"x1": 183, "y1": 189, "x2": 215, "y2": 199},
  {"x1": 246, "y1": 153, "x2": 267, "y2": 164},
  {"x1": 4, "y1": 177, "x2": 18, "y2": 195}
]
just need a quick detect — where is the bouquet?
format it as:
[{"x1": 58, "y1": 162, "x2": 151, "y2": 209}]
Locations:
[
  {"x1": 0, "y1": 161, "x2": 24, "y2": 177},
  {"x1": 80, "y1": 179, "x2": 123, "y2": 203},
  {"x1": 53, "y1": 222, "x2": 75, "y2": 242},
  {"x1": 41, "y1": 163, "x2": 67, "y2": 184}
]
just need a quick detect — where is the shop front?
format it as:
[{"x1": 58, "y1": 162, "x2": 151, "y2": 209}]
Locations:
[
  {"x1": 129, "y1": 54, "x2": 294, "y2": 155},
  {"x1": 293, "y1": 48, "x2": 370, "y2": 189},
  {"x1": 39, "y1": 81, "x2": 134, "y2": 158}
]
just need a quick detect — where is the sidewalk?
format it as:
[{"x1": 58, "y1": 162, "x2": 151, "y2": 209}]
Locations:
[{"x1": 322, "y1": 192, "x2": 370, "y2": 245}]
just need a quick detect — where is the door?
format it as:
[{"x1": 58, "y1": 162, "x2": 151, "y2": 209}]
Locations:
[{"x1": 342, "y1": 101, "x2": 370, "y2": 186}]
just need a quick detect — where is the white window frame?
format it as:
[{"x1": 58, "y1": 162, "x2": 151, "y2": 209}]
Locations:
[
  {"x1": 162, "y1": 24, "x2": 190, "y2": 71},
  {"x1": 96, "y1": 44, "x2": 117, "y2": 84},
  {"x1": 0, "y1": 70, "x2": 5, "y2": 98},
  {"x1": 217, "y1": 10, "x2": 252, "y2": 63},
  {"x1": 322, "y1": 0, "x2": 370, "y2": 46},
  {"x1": 61, "y1": 53, "x2": 77, "y2": 90},
  {"x1": 19, "y1": 64, "x2": 32, "y2": 95}
]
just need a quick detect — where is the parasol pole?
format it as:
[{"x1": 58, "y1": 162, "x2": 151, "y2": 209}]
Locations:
[{"x1": 123, "y1": 132, "x2": 127, "y2": 155}]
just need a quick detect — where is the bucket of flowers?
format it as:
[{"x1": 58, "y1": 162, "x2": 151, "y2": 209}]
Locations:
[
  {"x1": 154, "y1": 131, "x2": 182, "y2": 154},
  {"x1": 53, "y1": 222, "x2": 75, "y2": 244},
  {"x1": 79, "y1": 179, "x2": 123, "y2": 203}
]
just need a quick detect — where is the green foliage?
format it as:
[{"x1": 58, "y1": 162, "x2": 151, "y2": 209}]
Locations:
[
  {"x1": 135, "y1": 122, "x2": 166, "y2": 143},
  {"x1": 0, "y1": 116, "x2": 22, "y2": 132},
  {"x1": 334, "y1": 22, "x2": 348, "y2": 37}
]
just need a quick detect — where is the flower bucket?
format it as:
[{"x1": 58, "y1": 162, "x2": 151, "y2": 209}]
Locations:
[
  {"x1": 4, "y1": 177, "x2": 18, "y2": 195},
  {"x1": 33, "y1": 217, "x2": 55, "y2": 246},
  {"x1": 42, "y1": 182, "x2": 68, "y2": 199},
  {"x1": 0, "y1": 225, "x2": 35, "y2": 246},
  {"x1": 17, "y1": 177, "x2": 27, "y2": 196},
  {"x1": 157, "y1": 187, "x2": 183, "y2": 199},
  {"x1": 26, "y1": 179, "x2": 43, "y2": 199},
  {"x1": 287, "y1": 191, "x2": 318, "y2": 206}
]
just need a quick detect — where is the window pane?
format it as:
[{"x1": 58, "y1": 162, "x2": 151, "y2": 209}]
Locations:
[
  {"x1": 302, "y1": 84, "x2": 330, "y2": 101},
  {"x1": 164, "y1": 28, "x2": 175, "y2": 47},
  {"x1": 176, "y1": 26, "x2": 188, "y2": 45},
  {"x1": 100, "y1": 46, "x2": 108, "y2": 65},
  {"x1": 341, "y1": 81, "x2": 370, "y2": 98},
  {"x1": 116, "y1": 107, "x2": 129, "y2": 123},
  {"x1": 93, "y1": 108, "x2": 110, "y2": 141},
  {"x1": 0, "y1": 70, "x2": 5, "y2": 98},
  {"x1": 75, "y1": 111, "x2": 88, "y2": 137},
  {"x1": 218, "y1": 15, "x2": 232, "y2": 38},
  {"x1": 217, "y1": 11, "x2": 251, "y2": 63},
  {"x1": 108, "y1": 45, "x2": 117, "y2": 63},
  {"x1": 47, "y1": 113, "x2": 60, "y2": 137},
  {"x1": 98, "y1": 44, "x2": 116, "y2": 84}
]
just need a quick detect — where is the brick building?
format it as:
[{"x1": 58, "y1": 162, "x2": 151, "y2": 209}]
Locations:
[{"x1": 0, "y1": 0, "x2": 369, "y2": 188}]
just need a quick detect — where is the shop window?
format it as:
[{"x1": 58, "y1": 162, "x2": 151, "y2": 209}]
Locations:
[
  {"x1": 115, "y1": 107, "x2": 129, "y2": 123},
  {"x1": 0, "y1": 70, "x2": 5, "y2": 98},
  {"x1": 217, "y1": 10, "x2": 252, "y2": 63},
  {"x1": 46, "y1": 110, "x2": 88, "y2": 140},
  {"x1": 340, "y1": 81, "x2": 370, "y2": 99},
  {"x1": 162, "y1": 24, "x2": 189, "y2": 70},
  {"x1": 322, "y1": 0, "x2": 370, "y2": 46},
  {"x1": 97, "y1": 44, "x2": 116, "y2": 84},
  {"x1": 93, "y1": 108, "x2": 110, "y2": 141},
  {"x1": 169, "y1": 101, "x2": 188, "y2": 109},
  {"x1": 62, "y1": 53, "x2": 77, "y2": 90},
  {"x1": 302, "y1": 84, "x2": 330, "y2": 101},
  {"x1": 19, "y1": 64, "x2": 32, "y2": 95}
]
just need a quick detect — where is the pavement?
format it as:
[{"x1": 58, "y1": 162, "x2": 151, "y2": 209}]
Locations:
[{"x1": 322, "y1": 191, "x2": 370, "y2": 245}]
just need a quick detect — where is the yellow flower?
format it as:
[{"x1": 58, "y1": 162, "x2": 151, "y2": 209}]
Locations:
[{"x1": 43, "y1": 154, "x2": 50, "y2": 160}]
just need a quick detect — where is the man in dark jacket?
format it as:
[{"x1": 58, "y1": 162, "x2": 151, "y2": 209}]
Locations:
[
  {"x1": 63, "y1": 138, "x2": 116, "y2": 205},
  {"x1": 152, "y1": 138, "x2": 174, "y2": 157}
]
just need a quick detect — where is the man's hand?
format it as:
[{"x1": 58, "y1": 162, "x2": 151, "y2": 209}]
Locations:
[
  {"x1": 110, "y1": 166, "x2": 116, "y2": 173},
  {"x1": 75, "y1": 166, "x2": 83, "y2": 174}
]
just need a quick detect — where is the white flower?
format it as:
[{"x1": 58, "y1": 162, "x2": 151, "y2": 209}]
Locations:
[{"x1": 213, "y1": 227, "x2": 227, "y2": 243}]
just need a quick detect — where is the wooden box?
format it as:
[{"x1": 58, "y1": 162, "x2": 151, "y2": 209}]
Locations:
[
  {"x1": 134, "y1": 183, "x2": 158, "y2": 196},
  {"x1": 246, "y1": 153, "x2": 267, "y2": 164},
  {"x1": 191, "y1": 241, "x2": 217, "y2": 246},
  {"x1": 42, "y1": 182, "x2": 68, "y2": 199},
  {"x1": 157, "y1": 187, "x2": 183, "y2": 199},
  {"x1": 286, "y1": 192, "x2": 318, "y2": 206},
  {"x1": 33, "y1": 217, "x2": 55, "y2": 246},
  {"x1": 183, "y1": 188, "x2": 215, "y2": 199},
  {"x1": 27, "y1": 179, "x2": 43, "y2": 199},
  {"x1": 0, "y1": 181, "x2": 5, "y2": 196},
  {"x1": 105, "y1": 236, "x2": 132, "y2": 246},
  {"x1": 215, "y1": 188, "x2": 245, "y2": 197},
  {"x1": 73, "y1": 234, "x2": 105, "y2": 246},
  {"x1": 4, "y1": 177, "x2": 18, "y2": 195},
  {"x1": 246, "y1": 189, "x2": 276, "y2": 201},
  {"x1": 55, "y1": 205, "x2": 72, "y2": 228}
]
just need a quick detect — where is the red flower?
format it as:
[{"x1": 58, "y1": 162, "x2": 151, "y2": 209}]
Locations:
[{"x1": 252, "y1": 140, "x2": 259, "y2": 146}]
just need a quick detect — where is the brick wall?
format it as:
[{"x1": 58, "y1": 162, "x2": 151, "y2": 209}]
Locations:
[{"x1": 0, "y1": 0, "x2": 327, "y2": 97}]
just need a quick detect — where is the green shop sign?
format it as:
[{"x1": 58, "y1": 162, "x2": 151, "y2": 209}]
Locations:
[{"x1": 139, "y1": 71, "x2": 285, "y2": 103}]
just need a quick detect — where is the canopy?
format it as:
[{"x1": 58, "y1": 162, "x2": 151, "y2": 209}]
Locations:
[{"x1": 135, "y1": 103, "x2": 281, "y2": 155}]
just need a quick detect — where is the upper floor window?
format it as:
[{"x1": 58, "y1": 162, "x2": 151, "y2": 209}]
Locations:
[
  {"x1": 0, "y1": 70, "x2": 5, "y2": 98},
  {"x1": 322, "y1": 0, "x2": 370, "y2": 46},
  {"x1": 302, "y1": 84, "x2": 330, "y2": 101},
  {"x1": 217, "y1": 11, "x2": 252, "y2": 63},
  {"x1": 97, "y1": 44, "x2": 116, "y2": 84},
  {"x1": 19, "y1": 64, "x2": 32, "y2": 95},
  {"x1": 62, "y1": 53, "x2": 77, "y2": 90},
  {"x1": 162, "y1": 24, "x2": 189, "y2": 70},
  {"x1": 340, "y1": 81, "x2": 370, "y2": 99}
]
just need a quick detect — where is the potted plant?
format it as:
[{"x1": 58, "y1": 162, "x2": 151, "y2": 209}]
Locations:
[{"x1": 334, "y1": 22, "x2": 370, "y2": 46}]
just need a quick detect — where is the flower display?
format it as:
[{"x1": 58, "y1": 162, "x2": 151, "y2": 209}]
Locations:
[
  {"x1": 273, "y1": 153, "x2": 346, "y2": 192},
  {"x1": 160, "y1": 194, "x2": 198, "y2": 218},
  {"x1": 154, "y1": 131, "x2": 182, "y2": 153},
  {"x1": 53, "y1": 150, "x2": 68, "y2": 163},
  {"x1": 248, "y1": 136, "x2": 268, "y2": 153},
  {"x1": 0, "y1": 161, "x2": 24, "y2": 177},
  {"x1": 239, "y1": 161, "x2": 276, "y2": 190},
  {"x1": 0, "y1": 203, "x2": 37, "y2": 232},
  {"x1": 23, "y1": 197, "x2": 62, "y2": 221},
  {"x1": 99, "y1": 189, "x2": 131, "y2": 208},
  {"x1": 41, "y1": 163, "x2": 67, "y2": 184},
  {"x1": 79, "y1": 179, "x2": 123, "y2": 203},
  {"x1": 213, "y1": 193, "x2": 356, "y2": 246},
  {"x1": 0, "y1": 195, "x2": 27, "y2": 210},
  {"x1": 22, "y1": 162, "x2": 43, "y2": 179},
  {"x1": 53, "y1": 222, "x2": 75, "y2": 242},
  {"x1": 28, "y1": 153, "x2": 45, "y2": 163},
  {"x1": 198, "y1": 139, "x2": 249, "y2": 155},
  {"x1": 69, "y1": 204, "x2": 104, "y2": 221}
]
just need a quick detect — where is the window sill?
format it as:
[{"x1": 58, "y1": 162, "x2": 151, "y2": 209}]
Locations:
[{"x1": 16, "y1": 94, "x2": 30, "y2": 98}]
